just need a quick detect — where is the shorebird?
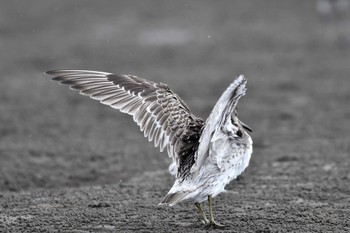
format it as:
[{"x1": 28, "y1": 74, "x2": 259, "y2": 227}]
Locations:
[{"x1": 45, "y1": 70, "x2": 253, "y2": 227}]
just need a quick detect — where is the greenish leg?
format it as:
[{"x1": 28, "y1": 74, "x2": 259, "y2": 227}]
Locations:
[
  {"x1": 195, "y1": 203, "x2": 209, "y2": 224},
  {"x1": 207, "y1": 195, "x2": 225, "y2": 228}
]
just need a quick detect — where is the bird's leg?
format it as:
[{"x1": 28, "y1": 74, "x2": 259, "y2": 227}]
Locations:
[
  {"x1": 195, "y1": 203, "x2": 209, "y2": 224},
  {"x1": 207, "y1": 195, "x2": 225, "y2": 228}
]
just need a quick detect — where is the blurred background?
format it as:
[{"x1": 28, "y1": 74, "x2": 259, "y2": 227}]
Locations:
[{"x1": 0, "y1": 0, "x2": 349, "y2": 194}]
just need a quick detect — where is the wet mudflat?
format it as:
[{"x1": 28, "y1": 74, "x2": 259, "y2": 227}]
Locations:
[{"x1": 0, "y1": 1, "x2": 349, "y2": 232}]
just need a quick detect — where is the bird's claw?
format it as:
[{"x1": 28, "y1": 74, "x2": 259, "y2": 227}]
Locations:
[
  {"x1": 205, "y1": 220, "x2": 226, "y2": 229},
  {"x1": 200, "y1": 218, "x2": 210, "y2": 225}
]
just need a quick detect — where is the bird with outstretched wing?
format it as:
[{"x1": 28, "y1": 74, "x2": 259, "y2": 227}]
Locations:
[{"x1": 45, "y1": 70, "x2": 253, "y2": 228}]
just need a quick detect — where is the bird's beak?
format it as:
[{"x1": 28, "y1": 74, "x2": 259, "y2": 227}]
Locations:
[{"x1": 240, "y1": 120, "x2": 252, "y2": 132}]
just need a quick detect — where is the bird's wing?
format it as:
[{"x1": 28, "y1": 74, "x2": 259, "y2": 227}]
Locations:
[
  {"x1": 190, "y1": 75, "x2": 248, "y2": 173},
  {"x1": 46, "y1": 70, "x2": 201, "y2": 166}
]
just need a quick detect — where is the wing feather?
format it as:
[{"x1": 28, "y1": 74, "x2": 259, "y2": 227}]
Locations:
[
  {"x1": 190, "y1": 75, "x2": 247, "y2": 173},
  {"x1": 46, "y1": 69, "x2": 203, "y2": 168},
  {"x1": 81, "y1": 86, "x2": 115, "y2": 95}
]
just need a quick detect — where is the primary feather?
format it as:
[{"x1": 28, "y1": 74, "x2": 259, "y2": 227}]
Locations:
[
  {"x1": 46, "y1": 70, "x2": 203, "y2": 176},
  {"x1": 46, "y1": 70, "x2": 253, "y2": 211}
]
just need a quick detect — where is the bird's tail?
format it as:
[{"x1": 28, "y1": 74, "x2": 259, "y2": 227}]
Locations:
[{"x1": 158, "y1": 192, "x2": 190, "y2": 207}]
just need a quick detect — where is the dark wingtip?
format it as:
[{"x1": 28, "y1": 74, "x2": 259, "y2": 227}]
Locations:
[
  {"x1": 45, "y1": 70, "x2": 57, "y2": 75},
  {"x1": 44, "y1": 70, "x2": 64, "y2": 81},
  {"x1": 45, "y1": 70, "x2": 68, "y2": 76},
  {"x1": 45, "y1": 70, "x2": 80, "y2": 78}
]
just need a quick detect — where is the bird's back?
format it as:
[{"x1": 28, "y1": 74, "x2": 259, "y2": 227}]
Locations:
[{"x1": 160, "y1": 75, "x2": 253, "y2": 206}]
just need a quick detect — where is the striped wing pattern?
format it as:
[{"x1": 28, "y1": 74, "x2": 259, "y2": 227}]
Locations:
[
  {"x1": 46, "y1": 70, "x2": 201, "y2": 165},
  {"x1": 191, "y1": 75, "x2": 247, "y2": 173}
]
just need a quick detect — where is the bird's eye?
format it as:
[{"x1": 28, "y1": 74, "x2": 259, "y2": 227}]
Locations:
[{"x1": 237, "y1": 129, "x2": 243, "y2": 137}]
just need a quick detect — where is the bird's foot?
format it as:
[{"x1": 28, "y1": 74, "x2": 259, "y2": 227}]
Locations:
[
  {"x1": 200, "y1": 218, "x2": 210, "y2": 225},
  {"x1": 195, "y1": 203, "x2": 210, "y2": 225},
  {"x1": 206, "y1": 220, "x2": 226, "y2": 229},
  {"x1": 205, "y1": 195, "x2": 226, "y2": 228}
]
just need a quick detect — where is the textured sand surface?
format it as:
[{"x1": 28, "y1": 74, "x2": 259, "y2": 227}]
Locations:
[{"x1": 0, "y1": 1, "x2": 349, "y2": 232}]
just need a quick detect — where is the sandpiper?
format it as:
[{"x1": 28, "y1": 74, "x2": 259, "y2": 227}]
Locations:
[{"x1": 46, "y1": 70, "x2": 253, "y2": 227}]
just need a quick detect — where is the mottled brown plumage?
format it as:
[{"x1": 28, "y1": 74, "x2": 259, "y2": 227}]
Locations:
[
  {"x1": 47, "y1": 70, "x2": 201, "y2": 173},
  {"x1": 46, "y1": 70, "x2": 253, "y2": 228}
]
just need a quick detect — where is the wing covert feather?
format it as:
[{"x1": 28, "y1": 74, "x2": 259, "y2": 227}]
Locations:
[{"x1": 46, "y1": 70, "x2": 203, "y2": 167}]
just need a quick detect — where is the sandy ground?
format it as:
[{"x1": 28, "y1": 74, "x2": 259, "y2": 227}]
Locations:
[{"x1": 0, "y1": 0, "x2": 349, "y2": 232}]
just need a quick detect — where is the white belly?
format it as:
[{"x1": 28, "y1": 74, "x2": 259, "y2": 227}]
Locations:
[
  {"x1": 183, "y1": 141, "x2": 253, "y2": 203},
  {"x1": 210, "y1": 143, "x2": 252, "y2": 197}
]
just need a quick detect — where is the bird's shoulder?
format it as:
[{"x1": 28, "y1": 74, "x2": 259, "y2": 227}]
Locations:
[{"x1": 176, "y1": 118, "x2": 205, "y2": 179}]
